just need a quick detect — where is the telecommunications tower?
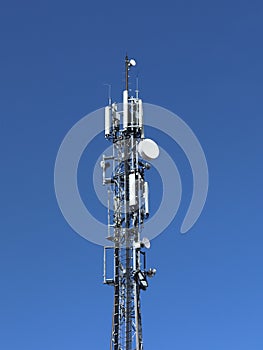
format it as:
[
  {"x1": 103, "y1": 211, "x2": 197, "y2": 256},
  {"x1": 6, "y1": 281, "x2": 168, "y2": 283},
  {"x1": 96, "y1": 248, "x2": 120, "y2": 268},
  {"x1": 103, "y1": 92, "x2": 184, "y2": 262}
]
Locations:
[{"x1": 101, "y1": 56, "x2": 159, "y2": 350}]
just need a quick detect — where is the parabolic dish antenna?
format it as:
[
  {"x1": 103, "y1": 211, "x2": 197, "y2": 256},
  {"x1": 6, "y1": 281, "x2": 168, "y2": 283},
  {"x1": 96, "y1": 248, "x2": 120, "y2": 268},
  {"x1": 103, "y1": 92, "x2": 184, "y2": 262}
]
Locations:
[
  {"x1": 141, "y1": 237, "x2": 151, "y2": 249},
  {"x1": 138, "y1": 138, "x2": 160, "y2": 161},
  {"x1": 129, "y1": 59, "x2": 136, "y2": 66}
]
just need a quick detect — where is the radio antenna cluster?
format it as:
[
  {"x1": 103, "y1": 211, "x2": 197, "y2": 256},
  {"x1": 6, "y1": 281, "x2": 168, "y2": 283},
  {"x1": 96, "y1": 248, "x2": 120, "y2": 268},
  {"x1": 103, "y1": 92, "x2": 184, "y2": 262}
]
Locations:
[{"x1": 102, "y1": 56, "x2": 159, "y2": 350}]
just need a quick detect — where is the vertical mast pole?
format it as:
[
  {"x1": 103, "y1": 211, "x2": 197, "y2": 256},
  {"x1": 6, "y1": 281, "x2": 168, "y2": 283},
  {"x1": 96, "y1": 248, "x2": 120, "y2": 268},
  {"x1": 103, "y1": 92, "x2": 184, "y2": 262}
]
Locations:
[
  {"x1": 124, "y1": 54, "x2": 132, "y2": 350},
  {"x1": 125, "y1": 54, "x2": 129, "y2": 92}
]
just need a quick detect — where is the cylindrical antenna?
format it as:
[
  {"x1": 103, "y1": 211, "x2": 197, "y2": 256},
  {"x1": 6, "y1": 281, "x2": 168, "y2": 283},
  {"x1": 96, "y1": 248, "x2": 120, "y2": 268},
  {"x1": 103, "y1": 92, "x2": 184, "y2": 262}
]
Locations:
[{"x1": 123, "y1": 90, "x2": 128, "y2": 129}]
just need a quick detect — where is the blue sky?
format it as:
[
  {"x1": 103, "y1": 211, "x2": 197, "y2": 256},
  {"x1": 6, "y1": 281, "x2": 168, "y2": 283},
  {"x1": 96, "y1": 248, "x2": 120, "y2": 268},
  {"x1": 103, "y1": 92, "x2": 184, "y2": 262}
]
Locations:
[{"x1": 1, "y1": 0, "x2": 263, "y2": 349}]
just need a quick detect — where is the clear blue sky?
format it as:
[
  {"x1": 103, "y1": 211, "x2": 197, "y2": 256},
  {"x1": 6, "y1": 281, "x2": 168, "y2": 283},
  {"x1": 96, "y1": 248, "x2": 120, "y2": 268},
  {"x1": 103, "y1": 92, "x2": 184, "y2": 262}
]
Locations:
[{"x1": 1, "y1": 0, "x2": 263, "y2": 349}]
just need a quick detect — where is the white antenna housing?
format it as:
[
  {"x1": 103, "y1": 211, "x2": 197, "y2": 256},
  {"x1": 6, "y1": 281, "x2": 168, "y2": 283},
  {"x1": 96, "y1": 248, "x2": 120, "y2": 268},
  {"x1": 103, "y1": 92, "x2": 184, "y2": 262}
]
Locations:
[
  {"x1": 138, "y1": 139, "x2": 159, "y2": 161},
  {"x1": 123, "y1": 90, "x2": 128, "y2": 129},
  {"x1": 144, "y1": 181, "x2": 149, "y2": 217},
  {"x1": 105, "y1": 106, "x2": 111, "y2": 136},
  {"x1": 129, "y1": 59, "x2": 136, "y2": 66},
  {"x1": 129, "y1": 172, "x2": 136, "y2": 206},
  {"x1": 141, "y1": 237, "x2": 151, "y2": 249},
  {"x1": 138, "y1": 99, "x2": 143, "y2": 128}
]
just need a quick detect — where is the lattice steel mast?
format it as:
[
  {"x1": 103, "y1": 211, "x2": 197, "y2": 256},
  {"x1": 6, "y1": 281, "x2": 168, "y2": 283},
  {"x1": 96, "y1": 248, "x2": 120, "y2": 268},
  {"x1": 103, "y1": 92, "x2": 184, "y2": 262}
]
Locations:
[{"x1": 101, "y1": 56, "x2": 158, "y2": 350}]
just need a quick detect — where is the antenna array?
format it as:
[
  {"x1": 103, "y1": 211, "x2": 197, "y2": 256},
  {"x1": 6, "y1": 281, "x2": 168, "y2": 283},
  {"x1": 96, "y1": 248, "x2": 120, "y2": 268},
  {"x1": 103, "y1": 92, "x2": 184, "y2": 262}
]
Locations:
[{"x1": 102, "y1": 56, "x2": 159, "y2": 350}]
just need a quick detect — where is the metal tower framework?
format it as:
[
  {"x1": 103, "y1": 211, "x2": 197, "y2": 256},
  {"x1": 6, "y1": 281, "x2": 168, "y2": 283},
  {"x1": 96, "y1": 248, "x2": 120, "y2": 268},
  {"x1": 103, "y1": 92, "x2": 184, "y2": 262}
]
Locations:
[{"x1": 102, "y1": 56, "x2": 158, "y2": 350}]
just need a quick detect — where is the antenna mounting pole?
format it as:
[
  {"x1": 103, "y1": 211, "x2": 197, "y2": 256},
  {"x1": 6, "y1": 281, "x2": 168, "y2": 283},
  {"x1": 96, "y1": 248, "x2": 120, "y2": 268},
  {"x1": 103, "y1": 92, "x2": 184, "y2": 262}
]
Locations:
[{"x1": 125, "y1": 54, "x2": 129, "y2": 92}]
